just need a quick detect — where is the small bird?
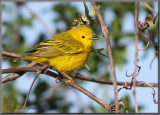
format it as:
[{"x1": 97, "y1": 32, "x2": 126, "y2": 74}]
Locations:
[{"x1": 20, "y1": 26, "x2": 98, "y2": 82}]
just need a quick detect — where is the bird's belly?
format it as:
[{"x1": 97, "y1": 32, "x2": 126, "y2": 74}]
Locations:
[{"x1": 48, "y1": 52, "x2": 89, "y2": 72}]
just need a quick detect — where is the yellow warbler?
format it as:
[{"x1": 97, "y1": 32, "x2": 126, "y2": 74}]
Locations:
[{"x1": 20, "y1": 26, "x2": 98, "y2": 72}]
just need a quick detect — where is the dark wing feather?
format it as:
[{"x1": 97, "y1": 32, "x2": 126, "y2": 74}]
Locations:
[{"x1": 28, "y1": 32, "x2": 84, "y2": 58}]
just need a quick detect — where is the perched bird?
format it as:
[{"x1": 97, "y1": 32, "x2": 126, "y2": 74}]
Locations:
[{"x1": 20, "y1": 26, "x2": 98, "y2": 82}]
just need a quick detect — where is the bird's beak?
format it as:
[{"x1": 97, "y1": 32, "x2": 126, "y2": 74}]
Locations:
[{"x1": 90, "y1": 36, "x2": 99, "y2": 40}]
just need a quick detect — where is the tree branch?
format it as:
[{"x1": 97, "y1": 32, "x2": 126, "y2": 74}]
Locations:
[
  {"x1": 59, "y1": 76, "x2": 111, "y2": 112},
  {"x1": 2, "y1": 66, "x2": 111, "y2": 112},
  {"x1": 2, "y1": 62, "x2": 37, "y2": 84},
  {"x1": 2, "y1": 51, "x2": 22, "y2": 58},
  {"x1": 22, "y1": 70, "x2": 40, "y2": 113},
  {"x1": 133, "y1": 2, "x2": 139, "y2": 113},
  {"x1": 68, "y1": 71, "x2": 158, "y2": 87},
  {"x1": 91, "y1": 2, "x2": 119, "y2": 113},
  {"x1": 142, "y1": 2, "x2": 157, "y2": 14},
  {"x1": 2, "y1": 67, "x2": 158, "y2": 87}
]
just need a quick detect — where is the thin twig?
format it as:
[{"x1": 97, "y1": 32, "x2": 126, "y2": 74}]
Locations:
[
  {"x1": 2, "y1": 67, "x2": 43, "y2": 74},
  {"x1": 2, "y1": 51, "x2": 22, "y2": 58},
  {"x1": 138, "y1": 28, "x2": 151, "y2": 51},
  {"x1": 153, "y1": 13, "x2": 158, "y2": 24},
  {"x1": 2, "y1": 66, "x2": 158, "y2": 112},
  {"x1": 139, "y1": 30, "x2": 157, "y2": 50},
  {"x1": 22, "y1": 71, "x2": 40, "y2": 113},
  {"x1": 44, "y1": 69, "x2": 112, "y2": 111},
  {"x1": 24, "y1": 4, "x2": 54, "y2": 35},
  {"x1": 2, "y1": 67, "x2": 158, "y2": 87},
  {"x1": 118, "y1": 77, "x2": 134, "y2": 92},
  {"x1": 68, "y1": 71, "x2": 158, "y2": 87},
  {"x1": 137, "y1": 81, "x2": 158, "y2": 104},
  {"x1": 91, "y1": 2, "x2": 119, "y2": 113},
  {"x1": 2, "y1": 62, "x2": 37, "y2": 84},
  {"x1": 150, "y1": 55, "x2": 157, "y2": 68},
  {"x1": 133, "y1": 2, "x2": 139, "y2": 113},
  {"x1": 126, "y1": 65, "x2": 141, "y2": 77},
  {"x1": 60, "y1": 77, "x2": 111, "y2": 112},
  {"x1": 142, "y1": 2, "x2": 157, "y2": 14},
  {"x1": 2, "y1": 66, "x2": 111, "y2": 112}
]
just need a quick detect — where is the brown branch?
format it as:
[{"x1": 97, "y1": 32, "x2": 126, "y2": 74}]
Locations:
[
  {"x1": 59, "y1": 77, "x2": 111, "y2": 112},
  {"x1": 138, "y1": 26, "x2": 151, "y2": 51},
  {"x1": 38, "y1": 68, "x2": 111, "y2": 112},
  {"x1": 139, "y1": 30, "x2": 157, "y2": 50},
  {"x1": 133, "y1": 2, "x2": 139, "y2": 113},
  {"x1": 2, "y1": 51, "x2": 22, "y2": 58},
  {"x1": 2, "y1": 68, "x2": 158, "y2": 87},
  {"x1": 68, "y1": 71, "x2": 158, "y2": 87},
  {"x1": 2, "y1": 67, "x2": 43, "y2": 74},
  {"x1": 153, "y1": 13, "x2": 158, "y2": 24},
  {"x1": 91, "y1": 2, "x2": 119, "y2": 113},
  {"x1": 137, "y1": 81, "x2": 158, "y2": 104},
  {"x1": 2, "y1": 66, "x2": 111, "y2": 112},
  {"x1": 22, "y1": 71, "x2": 40, "y2": 113},
  {"x1": 2, "y1": 62, "x2": 37, "y2": 84}
]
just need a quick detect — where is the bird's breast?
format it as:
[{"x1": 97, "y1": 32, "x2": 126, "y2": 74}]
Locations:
[{"x1": 48, "y1": 51, "x2": 90, "y2": 72}]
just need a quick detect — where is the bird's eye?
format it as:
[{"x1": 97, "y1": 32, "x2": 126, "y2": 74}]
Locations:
[{"x1": 82, "y1": 36, "x2": 85, "y2": 38}]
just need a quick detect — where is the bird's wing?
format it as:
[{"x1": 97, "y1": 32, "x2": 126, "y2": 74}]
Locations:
[{"x1": 28, "y1": 32, "x2": 84, "y2": 57}]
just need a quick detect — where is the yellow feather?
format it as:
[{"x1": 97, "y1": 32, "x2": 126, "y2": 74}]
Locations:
[{"x1": 20, "y1": 26, "x2": 96, "y2": 72}]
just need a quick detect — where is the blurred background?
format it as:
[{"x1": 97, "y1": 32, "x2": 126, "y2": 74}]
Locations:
[{"x1": 2, "y1": 1, "x2": 158, "y2": 113}]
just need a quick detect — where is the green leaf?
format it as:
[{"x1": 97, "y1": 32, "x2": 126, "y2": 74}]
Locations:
[
  {"x1": 89, "y1": 2, "x2": 103, "y2": 17},
  {"x1": 83, "y1": 2, "x2": 89, "y2": 19}
]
